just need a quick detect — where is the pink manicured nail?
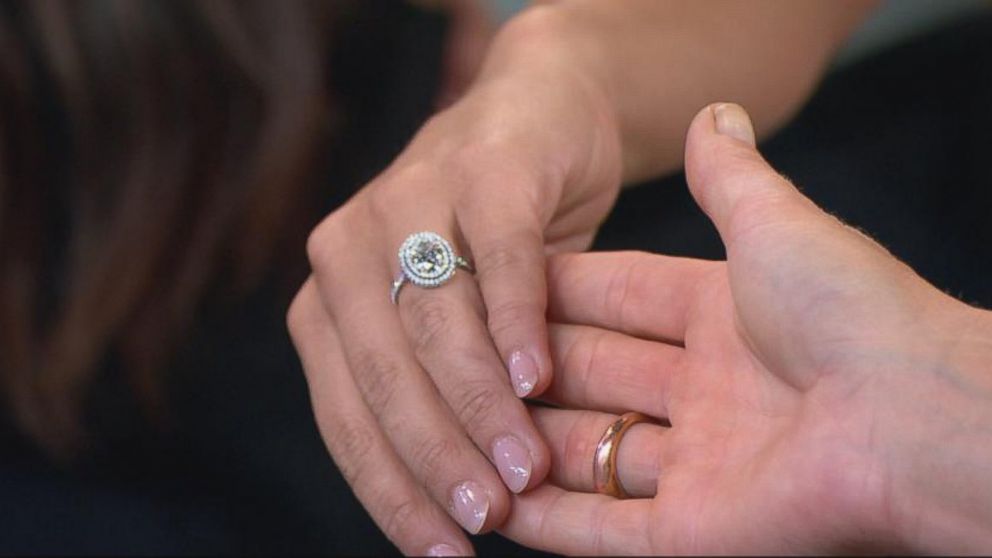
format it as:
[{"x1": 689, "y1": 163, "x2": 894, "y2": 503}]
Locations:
[
  {"x1": 492, "y1": 435, "x2": 532, "y2": 493},
  {"x1": 426, "y1": 543, "x2": 462, "y2": 556},
  {"x1": 508, "y1": 350, "x2": 538, "y2": 397},
  {"x1": 450, "y1": 481, "x2": 489, "y2": 534}
]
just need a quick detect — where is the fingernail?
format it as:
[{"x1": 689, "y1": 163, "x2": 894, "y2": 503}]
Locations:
[
  {"x1": 508, "y1": 350, "x2": 538, "y2": 397},
  {"x1": 713, "y1": 103, "x2": 756, "y2": 146},
  {"x1": 492, "y1": 435, "x2": 532, "y2": 493},
  {"x1": 426, "y1": 543, "x2": 462, "y2": 556},
  {"x1": 450, "y1": 481, "x2": 489, "y2": 534}
]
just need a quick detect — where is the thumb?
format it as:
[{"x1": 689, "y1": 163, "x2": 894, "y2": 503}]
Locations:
[{"x1": 685, "y1": 103, "x2": 824, "y2": 247}]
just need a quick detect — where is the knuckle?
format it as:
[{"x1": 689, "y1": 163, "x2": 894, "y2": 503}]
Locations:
[
  {"x1": 367, "y1": 164, "x2": 443, "y2": 220},
  {"x1": 285, "y1": 288, "x2": 309, "y2": 340},
  {"x1": 605, "y1": 254, "x2": 642, "y2": 330},
  {"x1": 409, "y1": 435, "x2": 461, "y2": 490},
  {"x1": 306, "y1": 219, "x2": 336, "y2": 270},
  {"x1": 352, "y1": 349, "x2": 405, "y2": 417},
  {"x1": 475, "y1": 242, "x2": 522, "y2": 277},
  {"x1": 573, "y1": 329, "x2": 605, "y2": 405},
  {"x1": 486, "y1": 298, "x2": 536, "y2": 340},
  {"x1": 305, "y1": 205, "x2": 362, "y2": 275},
  {"x1": 451, "y1": 380, "x2": 504, "y2": 433},
  {"x1": 365, "y1": 182, "x2": 403, "y2": 222},
  {"x1": 723, "y1": 188, "x2": 796, "y2": 245},
  {"x1": 563, "y1": 414, "x2": 599, "y2": 484},
  {"x1": 453, "y1": 146, "x2": 547, "y2": 209},
  {"x1": 405, "y1": 294, "x2": 454, "y2": 356},
  {"x1": 324, "y1": 415, "x2": 378, "y2": 486},
  {"x1": 557, "y1": 328, "x2": 589, "y2": 383},
  {"x1": 380, "y1": 496, "x2": 423, "y2": 543}
]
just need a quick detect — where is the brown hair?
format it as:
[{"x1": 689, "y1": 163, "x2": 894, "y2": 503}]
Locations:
[{"x1": 0, "y1": 0, "x2": 343, "y2": 457}]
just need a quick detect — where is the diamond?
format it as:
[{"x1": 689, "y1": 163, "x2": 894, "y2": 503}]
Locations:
[{"x1": 398, "y1": 231, "x2": 457, "y2": 288}]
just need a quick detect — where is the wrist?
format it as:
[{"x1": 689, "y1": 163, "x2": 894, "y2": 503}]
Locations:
[
  {"x1": 469, "y1": 6, "x2": 623, "y2": 184},
  {"x1": 475, "y1": 4, "x2": 691, "y2": 183},
  {"x1": 478, "y1": 5, "x2": 615, "y2": 105},
  {"x1": 395, "y1": 5, "x2": 622, "y2": 230}
]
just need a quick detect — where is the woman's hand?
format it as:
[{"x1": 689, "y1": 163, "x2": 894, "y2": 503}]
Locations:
[
  {"x1": 498, "y1": 104, "x2": 992, "y2": 554},
  {"x1": 286, "y1": 14, "x2": 622, "y2": 555}
]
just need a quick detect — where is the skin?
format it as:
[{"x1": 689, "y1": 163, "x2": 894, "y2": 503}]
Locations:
[
  {"x1": 435, "y1": 0, "x2": 496, "y2": 109},
  {"x1": 289, "y1": 2, "x2": 877, "y2": 554},
  {"x1": 498, "y1": 105, "x2": 992, "y2": 554}
]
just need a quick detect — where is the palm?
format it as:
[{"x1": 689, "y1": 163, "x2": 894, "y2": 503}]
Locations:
[{"x1": 651, "y1": 248, "x2": 894, "y2": 553}]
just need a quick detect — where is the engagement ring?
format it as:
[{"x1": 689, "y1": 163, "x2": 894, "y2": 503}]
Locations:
[{"x1": 391, "y1": 231, "x2": 474, "y2": 304}]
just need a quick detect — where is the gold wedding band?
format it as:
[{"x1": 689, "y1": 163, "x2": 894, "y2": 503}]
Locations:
[{"x1": 593, "y1": 411, "x2": 652, "y2": 499}]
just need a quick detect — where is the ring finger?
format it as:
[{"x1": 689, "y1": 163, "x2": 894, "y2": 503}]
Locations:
[{"x1": 530, "y1": 406, "x2": 671, "y2": 498}]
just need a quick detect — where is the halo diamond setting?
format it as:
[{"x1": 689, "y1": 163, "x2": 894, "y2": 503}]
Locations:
[
  {"x1": 391, "y1": 231, "x2": 473, "y2": 304},
  {"x1": 399, "y1": 231, "x2": 458, "y2": 288}
]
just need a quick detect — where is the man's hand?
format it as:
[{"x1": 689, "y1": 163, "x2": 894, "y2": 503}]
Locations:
[{"x1": 497, "y1": 103, "x2": 992, "y2": 555}]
